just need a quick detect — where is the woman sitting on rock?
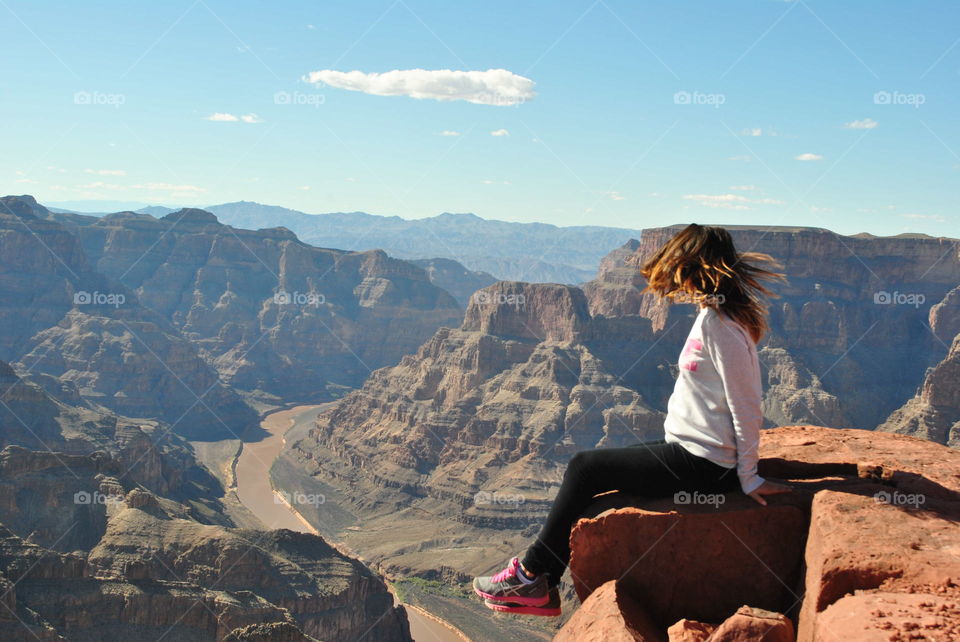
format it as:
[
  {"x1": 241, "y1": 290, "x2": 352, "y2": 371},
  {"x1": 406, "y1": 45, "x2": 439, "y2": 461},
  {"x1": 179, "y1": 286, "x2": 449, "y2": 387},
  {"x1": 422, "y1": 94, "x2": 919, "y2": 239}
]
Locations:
[{"x1": 473, "y1": 223, "x2": 793, "y2": 616}]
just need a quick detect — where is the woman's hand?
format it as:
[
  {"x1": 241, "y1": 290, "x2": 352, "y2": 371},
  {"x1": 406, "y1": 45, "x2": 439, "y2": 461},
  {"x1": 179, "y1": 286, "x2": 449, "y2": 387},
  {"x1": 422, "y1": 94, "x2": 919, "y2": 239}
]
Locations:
[{"x1": 746, "y1": 480, "x2": 792, "y2": 506}]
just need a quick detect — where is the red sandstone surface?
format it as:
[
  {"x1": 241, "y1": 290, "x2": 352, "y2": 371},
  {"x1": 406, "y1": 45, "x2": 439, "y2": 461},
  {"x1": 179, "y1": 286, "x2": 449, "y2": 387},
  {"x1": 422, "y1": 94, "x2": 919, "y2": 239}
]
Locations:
[{"x1": 554, "y1": 425, "x2": 960, "y2": 641}]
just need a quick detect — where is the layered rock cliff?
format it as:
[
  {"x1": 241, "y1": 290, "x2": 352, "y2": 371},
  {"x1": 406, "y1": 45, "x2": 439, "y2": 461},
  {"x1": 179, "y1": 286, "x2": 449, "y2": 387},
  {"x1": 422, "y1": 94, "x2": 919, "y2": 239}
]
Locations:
[
  {"x1": 51, "y1": 204, "x2": 463, "y2": 403},
  {"x1": 0, "y1": 195, "x2": 257, "y2": 440},
  {"x1": 556, "y1": 425, "x2": 960, "y2": 641},
  {"x1": 282, "y1": 281, "x2": 681, "y2": 577}
]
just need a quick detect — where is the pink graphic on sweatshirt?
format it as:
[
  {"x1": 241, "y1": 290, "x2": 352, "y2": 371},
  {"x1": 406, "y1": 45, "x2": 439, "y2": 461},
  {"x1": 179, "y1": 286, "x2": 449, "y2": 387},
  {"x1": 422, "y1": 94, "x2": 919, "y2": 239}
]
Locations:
[{"x1": 680, "y1": 338, "x2": 703, "y2": 371}]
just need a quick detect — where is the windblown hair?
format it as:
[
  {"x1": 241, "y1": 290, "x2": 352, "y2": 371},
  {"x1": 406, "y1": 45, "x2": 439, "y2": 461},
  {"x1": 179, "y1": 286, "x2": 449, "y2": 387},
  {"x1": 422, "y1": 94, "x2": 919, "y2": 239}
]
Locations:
[{"x1": 631, "y1": 224, "x2": 785, "y2": 343}]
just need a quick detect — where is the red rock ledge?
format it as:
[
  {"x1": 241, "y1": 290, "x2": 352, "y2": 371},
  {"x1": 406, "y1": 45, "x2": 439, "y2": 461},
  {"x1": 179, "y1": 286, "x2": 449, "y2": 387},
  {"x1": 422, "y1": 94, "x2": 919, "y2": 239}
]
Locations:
[{"x1": 555, "y1": 425, "x2": 960, "y2": 642}]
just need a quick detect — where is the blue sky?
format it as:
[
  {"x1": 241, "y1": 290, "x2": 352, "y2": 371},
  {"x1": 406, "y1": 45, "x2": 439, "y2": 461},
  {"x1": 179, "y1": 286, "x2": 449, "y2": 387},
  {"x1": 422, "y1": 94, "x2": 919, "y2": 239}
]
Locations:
[{"x1": 2, "y1": 0, "x2": 957, "y2": 236}]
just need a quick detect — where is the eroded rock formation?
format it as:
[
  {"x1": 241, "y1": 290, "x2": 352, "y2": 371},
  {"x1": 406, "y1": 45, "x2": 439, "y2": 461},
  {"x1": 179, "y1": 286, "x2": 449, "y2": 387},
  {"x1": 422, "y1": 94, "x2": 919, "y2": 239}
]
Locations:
[{"x1": 53, "y1": 204, "x2": 463, "y2": 402}]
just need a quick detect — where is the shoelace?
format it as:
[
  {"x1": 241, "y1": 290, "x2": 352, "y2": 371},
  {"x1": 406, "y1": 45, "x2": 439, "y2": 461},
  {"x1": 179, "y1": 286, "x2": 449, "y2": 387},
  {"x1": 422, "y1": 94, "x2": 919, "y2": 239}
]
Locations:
[{"x1": 491, "y1": 557, "x2": 519, "y2": 584}]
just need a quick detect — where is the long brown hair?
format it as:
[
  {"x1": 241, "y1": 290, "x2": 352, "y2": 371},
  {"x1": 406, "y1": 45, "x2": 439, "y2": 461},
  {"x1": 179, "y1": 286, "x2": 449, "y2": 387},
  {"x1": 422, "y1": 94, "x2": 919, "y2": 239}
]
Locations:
[{"x1": 633, "y1": 224, "x2": 784, "y2": 342}]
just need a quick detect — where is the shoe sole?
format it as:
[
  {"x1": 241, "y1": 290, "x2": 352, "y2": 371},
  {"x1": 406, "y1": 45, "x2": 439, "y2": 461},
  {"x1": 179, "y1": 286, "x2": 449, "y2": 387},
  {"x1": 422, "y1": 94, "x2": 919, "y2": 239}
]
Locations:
[
  {"x1": 484, "y1": 600, "x2": 561, "y2": 617},
  {"x1": 473, "y1": 586, "x2": 550, "y2": 607}
]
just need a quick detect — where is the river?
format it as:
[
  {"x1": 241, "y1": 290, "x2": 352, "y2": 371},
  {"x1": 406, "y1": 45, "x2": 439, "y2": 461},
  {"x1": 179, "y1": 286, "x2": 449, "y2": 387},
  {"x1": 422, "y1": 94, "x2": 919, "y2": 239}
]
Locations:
[{"x1": 235, "y1": 404, "x2": 469, "y2": 642}]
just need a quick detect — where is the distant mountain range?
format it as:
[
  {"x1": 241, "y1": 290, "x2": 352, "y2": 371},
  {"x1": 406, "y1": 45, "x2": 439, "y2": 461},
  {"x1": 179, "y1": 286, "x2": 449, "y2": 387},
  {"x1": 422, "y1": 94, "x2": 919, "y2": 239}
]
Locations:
[{"x1": 47, "y1": 199, "x2": 643, "y2": 284}]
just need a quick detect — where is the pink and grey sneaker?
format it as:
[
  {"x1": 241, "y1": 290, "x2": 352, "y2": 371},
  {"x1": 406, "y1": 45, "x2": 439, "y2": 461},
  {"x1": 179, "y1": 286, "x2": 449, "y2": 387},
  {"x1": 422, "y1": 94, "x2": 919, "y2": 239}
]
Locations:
[
  {"x1": 472, "y1": 557, "x2": 550, "y2": 607},
  {"x1": 485, "y1": 585, "x2": 562, "y2": 617}
]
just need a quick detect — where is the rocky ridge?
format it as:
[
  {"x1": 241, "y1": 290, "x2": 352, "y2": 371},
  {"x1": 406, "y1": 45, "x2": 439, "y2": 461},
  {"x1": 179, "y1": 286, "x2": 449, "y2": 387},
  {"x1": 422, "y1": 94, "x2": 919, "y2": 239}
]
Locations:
[{"x1": 48, "y1": 202, "x2": 463, "y2": 404}]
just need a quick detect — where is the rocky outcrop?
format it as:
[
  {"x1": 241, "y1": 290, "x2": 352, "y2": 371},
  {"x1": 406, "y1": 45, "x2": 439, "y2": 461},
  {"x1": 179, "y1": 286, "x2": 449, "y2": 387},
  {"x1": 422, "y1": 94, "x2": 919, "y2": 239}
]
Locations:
[
  {"x1": 284, "y1": 280, "x2": 678, "y2": 577},
  {"x1": 54, "y1": 203, "x2": 463, "y2": 402},
  {"x1": 555, "y1": 425, "x2": 960, "y2": 641},
  {"x1": 879, "y1": 285, "x2": 960, "y2": 447},
  {"x1": 0, "y1": 195, "x2": 258, "y2": 440},
  {"x1": 878, "y1": 334, "x2": 960, "y2": 447},
  {"x1": 584, "y1": 228, "x2": 960, "y2": 431}
]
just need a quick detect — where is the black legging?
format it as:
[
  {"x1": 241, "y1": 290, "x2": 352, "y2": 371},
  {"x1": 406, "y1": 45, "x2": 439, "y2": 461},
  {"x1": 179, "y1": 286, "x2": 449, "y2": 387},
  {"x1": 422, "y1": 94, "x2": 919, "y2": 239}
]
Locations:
[{"x1": 521, "y1": 441, "x2": 740, "y2": 585}]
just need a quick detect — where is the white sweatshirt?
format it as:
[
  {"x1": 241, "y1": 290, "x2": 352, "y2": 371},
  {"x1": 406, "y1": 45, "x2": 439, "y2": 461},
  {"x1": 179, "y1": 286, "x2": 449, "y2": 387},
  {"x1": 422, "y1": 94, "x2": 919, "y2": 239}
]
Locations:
[{"x1": 663, "y1": 306, "x2": 766, "y2": 494}]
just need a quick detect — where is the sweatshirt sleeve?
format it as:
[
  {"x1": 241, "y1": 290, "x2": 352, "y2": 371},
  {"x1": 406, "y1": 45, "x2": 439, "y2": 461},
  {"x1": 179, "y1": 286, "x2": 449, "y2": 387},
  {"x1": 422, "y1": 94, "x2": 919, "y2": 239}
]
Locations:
[{"x1": 702, "y1": 315, "x2": 766, "y2": 494}]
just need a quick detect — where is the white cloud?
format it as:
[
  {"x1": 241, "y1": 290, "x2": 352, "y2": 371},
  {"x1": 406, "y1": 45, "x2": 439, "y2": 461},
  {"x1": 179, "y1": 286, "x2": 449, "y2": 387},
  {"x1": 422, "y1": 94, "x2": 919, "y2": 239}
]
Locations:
[
  {"x1": 795, "y1": 153, "x2": 823, "y2": 161},
  {"x1": 729, "y1": 184, "x2": 757, "y2": 191},
  {"x1": 84, "y1": 168, "x2": 126, "y2": 176},
  {"x1": 490, "y1": 129, "x2": 509, "y2": 137},
  {"x1": 15, "y1": 178, "x2": 38, "y2": 184},
  {"x1": 205, "y1": 112, "x2": 262, "y2": 123},
  {"x1": 440, "y1": 130, "x2": 461, "y2": 136},
  {"x1": 742, "y1": 128, "x2": 763, "y2": 137},
  {"x1": 299, "y1": 185, "x2": 311, "y2": 191},
  {"x1": 78, "y1": 181, "x2": 205, "y2": 194},
  {"x1": 607, "y1": 191, "x2": 625, "y2": 201},
  {"x1": 303, "y1": 68, "x2": 535, "y2": 106},
  {"x1": 683, "y1": 194, "x2": 751, "y2": 210},
  {"x1": 844, "y1": 118, "x2": 878, "y2": 129},
  {"x1": 902, "y1": 213, "x2": 945, "y2": 223},
  {"x1": 682, "y1": 193, "x2": 782, "y2": 210}
]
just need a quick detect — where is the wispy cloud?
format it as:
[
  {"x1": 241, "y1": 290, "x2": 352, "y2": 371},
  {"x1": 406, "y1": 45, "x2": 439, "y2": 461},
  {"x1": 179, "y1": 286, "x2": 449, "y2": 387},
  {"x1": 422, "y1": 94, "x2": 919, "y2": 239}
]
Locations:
[
  {"x1": 902, "y1": 212, "x2": 945, "y2": 223},
  {"x1": 440, "y1": 130, "x2": 461, "y2": 136},
  {"x1": 844, "y1": 118, "x2": 878, "y2": 129},
  {"x1": 682, "y1": 193, "x2": 783, "y2": 210},
  {"x1": 490, "y1": 129, "x2": 510, "y2": 137},
  {"x1": 729, "y1": 184, "x2": 757, "y2": 191},
  {"x1": 795, "y1": 152, "x2": 823, "y2": 161},
  {"x1": 84, "y1": 168, "x2": 126, "y2": 176},
  {"x1": 303, "y1": 68, "x2": 535, "y2": 106},
  {"x1": 606, "y1": 191, "x2": 625, "y2": 201},
  {"x1": 205, "y1": 112, "x2": 263, "y2": 123}
]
